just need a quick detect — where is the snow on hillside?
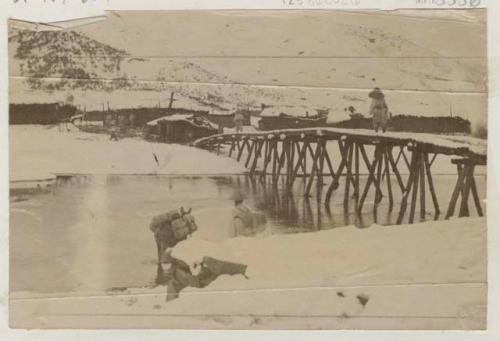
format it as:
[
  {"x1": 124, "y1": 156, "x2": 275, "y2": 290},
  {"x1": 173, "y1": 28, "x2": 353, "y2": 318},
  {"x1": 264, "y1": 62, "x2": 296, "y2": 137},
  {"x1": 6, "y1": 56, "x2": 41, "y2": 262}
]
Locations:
[
  {"x1": 8, "y1": 10, "x2": 487, "y2": 126},
  {"x1": 8, "y1": 29, "x2": 127, "y2": 91}
]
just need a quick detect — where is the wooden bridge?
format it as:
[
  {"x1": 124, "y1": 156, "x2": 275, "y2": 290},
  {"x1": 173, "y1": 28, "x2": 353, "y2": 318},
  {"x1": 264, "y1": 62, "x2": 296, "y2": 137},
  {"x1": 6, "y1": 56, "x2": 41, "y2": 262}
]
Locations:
[{"x1": 193, "y1": 128, "x2": 486, "y2": 223}]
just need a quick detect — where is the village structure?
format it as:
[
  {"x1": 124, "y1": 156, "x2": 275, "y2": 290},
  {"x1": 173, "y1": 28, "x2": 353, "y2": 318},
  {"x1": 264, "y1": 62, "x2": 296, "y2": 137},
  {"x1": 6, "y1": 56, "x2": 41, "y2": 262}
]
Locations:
[{"x1": 7, "y1": 9, "x2": 488, "y2": 330}]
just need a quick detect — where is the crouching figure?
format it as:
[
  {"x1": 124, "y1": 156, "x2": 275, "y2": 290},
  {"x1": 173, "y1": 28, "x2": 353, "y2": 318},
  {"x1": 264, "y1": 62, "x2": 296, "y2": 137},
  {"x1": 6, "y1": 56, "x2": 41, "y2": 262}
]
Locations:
[
  {"x1": 166, "y1": 256, "x2": 247, "y2": 301},
  {"x1": 149, "y1": 207, "x2": 198, "y2": 283}
]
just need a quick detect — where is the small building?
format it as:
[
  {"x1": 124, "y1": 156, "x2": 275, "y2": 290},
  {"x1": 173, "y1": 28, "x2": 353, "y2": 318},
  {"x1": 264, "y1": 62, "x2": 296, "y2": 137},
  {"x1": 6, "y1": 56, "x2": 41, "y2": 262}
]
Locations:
[
  {"x1": 84, "y1": 107, "x2": 209, "y2": 128},
  {"x1": 9, "y1": 103, "x2": 78, "y2": 124},
  {"x1": 196, "y1": 109, "x2": 253, "y2": 128},
  {"x1": 145, "y1": 114, "x2": 218, "y2": 143},
  {"x1": 257, "y1": 107, "x2": 328, "y2": 130}
]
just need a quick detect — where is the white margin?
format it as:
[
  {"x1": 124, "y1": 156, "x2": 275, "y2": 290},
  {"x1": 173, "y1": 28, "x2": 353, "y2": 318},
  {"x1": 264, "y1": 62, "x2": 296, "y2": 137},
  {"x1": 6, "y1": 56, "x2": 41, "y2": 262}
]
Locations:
[{"x1": 0, "y1": 0, "x2": 498, "y2": 340}]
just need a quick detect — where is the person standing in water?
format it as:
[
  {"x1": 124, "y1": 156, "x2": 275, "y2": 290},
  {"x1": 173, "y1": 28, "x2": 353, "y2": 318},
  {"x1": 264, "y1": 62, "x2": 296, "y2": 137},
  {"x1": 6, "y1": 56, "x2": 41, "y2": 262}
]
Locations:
[
  {"x1": 229, "y1": 191, "x2": 266, "y2": 237},
  {"x1": 368, "y1": 87, "x2": 389, "y2": 133}
]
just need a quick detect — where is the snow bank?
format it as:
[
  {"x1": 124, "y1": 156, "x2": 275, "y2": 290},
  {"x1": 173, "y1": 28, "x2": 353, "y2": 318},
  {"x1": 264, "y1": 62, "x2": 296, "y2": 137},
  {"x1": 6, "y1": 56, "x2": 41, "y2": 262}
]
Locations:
[
  {"x1": 166, "y1": 216, "x2": 486, "y2": 329},
  {"x1": 10, "y1": 217, "x2": 486, "y2": 329},
  {"x1": 9, "y1": 125, "x2": 245, "y2": 181},
  {"x1": 172, "y1": 217, "x2": 485, "y2": 291}
]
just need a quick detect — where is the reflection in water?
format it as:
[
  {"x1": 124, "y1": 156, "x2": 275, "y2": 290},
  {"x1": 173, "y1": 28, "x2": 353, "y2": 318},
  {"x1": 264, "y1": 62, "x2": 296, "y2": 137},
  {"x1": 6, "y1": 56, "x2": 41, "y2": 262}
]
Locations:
[{"x1": 10, "y1": 173, "x2": 485, "y2": 294}]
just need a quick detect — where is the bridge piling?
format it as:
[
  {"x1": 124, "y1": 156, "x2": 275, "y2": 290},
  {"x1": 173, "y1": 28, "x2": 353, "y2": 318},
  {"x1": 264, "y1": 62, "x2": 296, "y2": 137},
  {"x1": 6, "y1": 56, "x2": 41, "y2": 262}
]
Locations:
[
  {"x1": 343, "y1": 140, "x2": 354, "y2": 209},
  {"x1": 304, "y1": 141, "x2": 322, "y2": 196},
  {"x1": 446, "y1": 159, "x2": 484, "y2": 219},
  {"x1": 419, "y1": 152, "x2": 427, "y2": 220},
  {"x1": 424, "y1": 153, "x2": 440, "y2": 214},
  {"x1": 193, "y1": 128, "x2": 486, "y2": 224},
  {"x1": 383, "y1": 148, "x2": 394, "y2": 210}
]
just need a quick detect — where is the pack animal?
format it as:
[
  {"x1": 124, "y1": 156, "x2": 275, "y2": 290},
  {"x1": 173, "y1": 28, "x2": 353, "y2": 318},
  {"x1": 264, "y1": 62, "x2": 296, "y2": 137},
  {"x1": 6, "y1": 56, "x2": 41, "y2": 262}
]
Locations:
[{"x1": 149, "y1": 207, "x2": 198, "y2": 282}]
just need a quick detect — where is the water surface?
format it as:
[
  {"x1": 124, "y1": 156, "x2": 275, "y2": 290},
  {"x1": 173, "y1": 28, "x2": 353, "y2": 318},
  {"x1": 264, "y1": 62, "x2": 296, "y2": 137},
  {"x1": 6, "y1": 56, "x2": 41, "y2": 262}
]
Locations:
[{"x1": 10, "y1": 173, "x2": 485, "y2": 294}]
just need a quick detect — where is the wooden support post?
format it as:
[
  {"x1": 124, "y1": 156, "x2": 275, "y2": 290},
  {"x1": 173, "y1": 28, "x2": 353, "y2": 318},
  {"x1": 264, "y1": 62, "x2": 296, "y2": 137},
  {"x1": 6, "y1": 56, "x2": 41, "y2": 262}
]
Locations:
[
  {"x1": 295, "y1": 141, "x2": 307, "y2": 176},
  {"x1": 384, "y1": 148, "x2": 394, "y2": 210},
  {"x1": 317, "y1": 139, "x2": 326, "y2": 188},
  {"x1": 343, "y1": 141, "x2": 354, "y2": 209},
  {"x1": 271, "y1": 140, "x2": 279, "y2": 184},
  {"x1": 245, "y1": 140, "x2": 256, "y2": 168},
  {"x1": 408, "y1": 149, "x2": 421, "y2": 224},
  {"x1": 235, "y1": 139, "x2": 241, "y2": 157},
  {"x1": 374, "y1": 146, "x2": 384, "y2": 204},
  {"x1": 419, "y1": 152, "x2": 426, "y2": 220},
  {"x1": 262, "y1": 139, "x2": 269, "y2": 172},
  {"x1": 400, "y1": 148, "x2": 411, "y2": 171},
  {"x1": 260, "y1": 139, "x2": 274, "y2": 179},
  {"x1": 359, "y1": 144, "x2": 384, "y2": 198},
  {"x1": 237, "y1": 138, "x2": 248, "y2": 162},
  {"x1": 429, "y1": 153, "x2": 438, "y2": 166},
  {"x1": 274, "y1": 140, "x2": 287, "y2": 185},
  {"x1": 396, "y1": 150, "x2": 418, "y2": 224},
  {"x1": 284, "y1": 140, "x2": 292, "y2": 186},
  {"x1": 354, "y1": 143, "x2": 360, "y2": 201},
  {"x1": 357, "y1": 143, "x2": 385, "y2": 211},
  {"x1": 304, "y1": 141, "x2": 322, "y2": 196},
  {"x1": 303, "y1": 142, "x2": 308, "y2": 177},
  {"x1": 216, "y1": 139, "x2": 221, "y2": 156},
  {"x1": 386, "y1": 146, "x2": 405, "y2": 192},
  {"x1": 228, "y1": 139, "x2": 236, "y2": 158},
  {"x1": 424, "y1": 153, "x2": 440, "y2": 215},
  {"x1": 250, "y1": 140, "x2": 265, "y2": 176},
  {"x1": 289, "y1": 140, "x2": 297, "y2": 188},
  {"x1": 323, "y1": 143, "x2": 336, "y2": 178},
  {"x1": 331, "y1": 140, "x2": 349, "y2": 190},
  {"x1": 458, "y1": 164, "x2": 473, "y2": 217},
  {"x1": 470, "y1": 175, "x2": 484, "y2": 216},
  {"x1": 325, "y1": 140, "x2": 349, "y2": 206},
  {"x1": 445, "y1": 163, "x2": 467, "y2": 219},
  {"x1": 395, "y1": 147, "x2": 403, "y2": 165},
  {"x1": 289, "y1": 141, "x2": 309, "y2": 189}
]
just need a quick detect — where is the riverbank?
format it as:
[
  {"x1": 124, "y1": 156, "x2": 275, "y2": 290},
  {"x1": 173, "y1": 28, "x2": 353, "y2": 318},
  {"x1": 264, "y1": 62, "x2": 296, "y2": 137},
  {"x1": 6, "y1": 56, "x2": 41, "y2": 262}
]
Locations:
[
  {"x1": 9, "y1": 125, "x2": 246, "y2": 182},
  {"x1": 10, "y1": 217, "x2": 486, "y2": 329},
  {"x1": 9, "y1": 125, "x2": 487, "y2": 185}
]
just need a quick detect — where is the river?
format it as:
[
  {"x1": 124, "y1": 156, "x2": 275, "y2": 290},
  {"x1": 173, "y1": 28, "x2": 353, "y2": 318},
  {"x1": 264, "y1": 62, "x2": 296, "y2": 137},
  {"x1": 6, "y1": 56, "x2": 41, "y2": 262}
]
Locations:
[{"x1": 9, "y1": 173, "x2": 486, "y2": 295}]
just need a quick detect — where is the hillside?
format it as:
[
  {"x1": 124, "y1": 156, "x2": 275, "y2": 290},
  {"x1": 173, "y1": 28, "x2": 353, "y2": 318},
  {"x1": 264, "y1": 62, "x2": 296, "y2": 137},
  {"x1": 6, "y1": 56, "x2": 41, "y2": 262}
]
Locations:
[
  {"x1": 8, "y1": 10, "x2": 487, "y2": 127},
  {"x1": 9, "y1": 30, "x2": 127, "y2": 91}
]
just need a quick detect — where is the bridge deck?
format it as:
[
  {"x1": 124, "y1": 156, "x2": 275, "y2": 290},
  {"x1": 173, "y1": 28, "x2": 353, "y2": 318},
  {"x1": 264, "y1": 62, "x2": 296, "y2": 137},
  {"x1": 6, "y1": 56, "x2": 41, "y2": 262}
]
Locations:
[{"x1": 194, "y1": 127, "x2": 486, "y2": 162}]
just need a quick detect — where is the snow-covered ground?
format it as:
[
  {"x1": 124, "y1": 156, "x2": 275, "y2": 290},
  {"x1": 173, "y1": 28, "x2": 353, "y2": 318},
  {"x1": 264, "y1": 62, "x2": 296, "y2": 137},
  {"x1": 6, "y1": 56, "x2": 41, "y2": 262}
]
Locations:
[
  {"x1": 9, "y1": 125, "x2": 246, "y2": 182},
  {"x1": 9, "y1": 124, "x2": 486, "y2": 185},
  {"x1": 10, "y1": 217, "x2": 486, "y2": 329}
]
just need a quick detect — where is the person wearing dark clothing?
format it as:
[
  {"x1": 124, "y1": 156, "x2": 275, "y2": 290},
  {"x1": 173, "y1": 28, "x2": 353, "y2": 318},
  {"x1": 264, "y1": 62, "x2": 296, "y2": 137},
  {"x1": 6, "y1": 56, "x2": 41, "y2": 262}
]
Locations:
[
  {"x1": 166, "y1": 256, "x2": 247, "y2": 301},
  {"x1": 368, "y1": 87, "x2": 390, "y2": 133}
]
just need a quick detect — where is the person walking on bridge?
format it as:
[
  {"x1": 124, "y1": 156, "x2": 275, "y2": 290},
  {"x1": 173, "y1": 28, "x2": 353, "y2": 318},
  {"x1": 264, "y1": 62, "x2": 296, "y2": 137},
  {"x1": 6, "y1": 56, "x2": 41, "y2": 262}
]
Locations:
[
  {"x1": 368, "y1": 87, "x2": 389, "y2": 133},
  {"x1": 234, "y1": 112, "x2": 244, "y2": 133}
]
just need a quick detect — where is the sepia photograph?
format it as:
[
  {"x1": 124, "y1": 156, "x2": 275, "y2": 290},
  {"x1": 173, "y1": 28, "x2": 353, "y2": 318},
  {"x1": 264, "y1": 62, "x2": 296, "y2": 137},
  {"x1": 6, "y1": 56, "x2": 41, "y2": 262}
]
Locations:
[{"x1": 7, "y1": 8, "x2": 488, "y2": 329}]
